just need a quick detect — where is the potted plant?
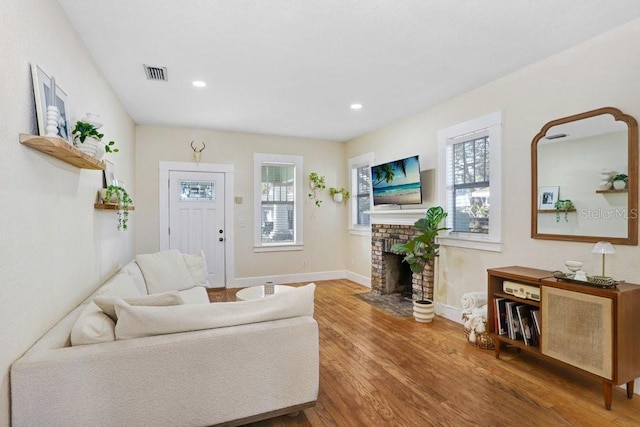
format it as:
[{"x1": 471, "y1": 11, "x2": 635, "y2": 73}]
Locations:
[
  {"x1": 612, "y1": 173, "x2": 628, "y2": 190},
  {"x1": 391, "y1": 206, "x2": 449, "y2": 323},
  {"x1": 554, "y1": 199, "x2": 574, "y2": 222},
  {"x1": 72, "y1": 121, "x2": 118, "y2": 160},
  {"x1": 308, "y1": 172, "x2": 326, "y2": 207},
  {"x1": 101, "y1": 185, "x2": 133, "y2": 230},
  {"x1": 328, "y1": 187, "x2": 350, "y2": 203}
]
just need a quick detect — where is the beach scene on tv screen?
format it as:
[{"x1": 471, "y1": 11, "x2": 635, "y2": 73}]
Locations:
[{"x1": 371, "y1": 155, "x2": 422, "y2": 205}]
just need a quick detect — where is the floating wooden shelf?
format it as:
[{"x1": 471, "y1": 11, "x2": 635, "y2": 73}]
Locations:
[
  {"x1": 596, "y1": 188, "x2": 628, "y2": 194},
  {"x1": 94, "y1": 203, "x2": 135, "y2": 211},
  {"x1": 19, "y1": 134, "x2": 105, "y2": 170},
  {"x1": 538, "y1": 208, "x2": 576, "y2": 213}
]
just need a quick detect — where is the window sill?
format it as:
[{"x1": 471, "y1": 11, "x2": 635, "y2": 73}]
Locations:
[
  {"x1": 254, "y1": 244, "x2": 304, "y2": 253},
  {"x1": 348, "y1": 227, "x2": 371, "y2": 236},
  {"x1": 439, "y1": 235, "x2": 502, "y2": 252}
]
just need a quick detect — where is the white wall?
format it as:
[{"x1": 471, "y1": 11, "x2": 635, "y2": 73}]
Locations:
[
  {"x1": 346, "y1": 18, "x2": 640, "y2": 308},
  {"x1": 135, "y1": 125, "x2": 347, "y2": 283},
  {"x1": 0, "y1": 1, "x2": 135, "y2": 424}
]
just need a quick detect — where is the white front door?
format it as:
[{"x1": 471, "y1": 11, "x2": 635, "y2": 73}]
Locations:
[{"x1": 169, "y1": 171, "x2": 225, "y2": 287}]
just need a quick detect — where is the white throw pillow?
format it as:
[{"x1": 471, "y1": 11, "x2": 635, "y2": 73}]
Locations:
[
  {"x1": 136, "y1": 249, "x2": 196, "y2": 294},
  {"x1": 115, "y1": 283, "x2": 316, "y2": 340},
  {"x1": 94, "y1": 272, "x2": 142, "y2": 299},
  {"x1": 70, "y1": 302, "x2": 116, "y2": 346},
  {"x1": 94, "y1": 291, "x2": 184, "y2": 321},
  {"x1": 183, "y1": 250, "x2": 208, "y2": 285}
]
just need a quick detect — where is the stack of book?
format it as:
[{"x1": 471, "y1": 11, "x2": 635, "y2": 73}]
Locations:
[{"x1": 494, "y1": 298, "x2": 541, "y2": 346}]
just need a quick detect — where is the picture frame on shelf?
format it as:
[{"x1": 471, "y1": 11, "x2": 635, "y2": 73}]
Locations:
[
  {"x1": 30, "y1": 63, "x2": 71, "y2": 143},
  {"x1": 539, "y1": 186, "x2": 559, "y2": 210},
  {"x1": 103, "y1": 160, "x2": 117, "y2": 188}
]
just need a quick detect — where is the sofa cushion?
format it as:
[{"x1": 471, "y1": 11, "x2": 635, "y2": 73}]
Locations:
[
  {"x1": 136, "y1": 249, "x2": 196, "y2": 294},
  {"x1": 94, "y1": 291, "x2": 184, "y2": 321},
  {"x1": 94, "y1": 272, "x2": 142, "y2": 299},
  {"x1": 183, "y1": 250, "x2": 209, "y2": 286},
  {"x1": 70, "y1": 302, "x2": 116, "y2": 346},
  {"x1": 178, "y1": 286, "x2": 210, "y2": 304},
  {"x1": 114, "y1": 283, "x2": 315, "y2": 340}
]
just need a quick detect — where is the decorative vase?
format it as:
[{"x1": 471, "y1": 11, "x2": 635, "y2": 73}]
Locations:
[
  {"x1": 93, "y1": 140, "x2": 106, "y2": 161},
  {"x1": 413, "y1": 300, "x2": 435, "y2": 323},
  {"x1": 98, "y1": 188, "x2": 118, "y2": 204},
  {"x1": 333, "y1": 193, "x2": 343, "y2": 203},
  {"x1": 76, "y1": 136, "x2": 99, "y2": 157},
  {"x1": 613, "y1": 180, "x2": 626, "y2": 190}
]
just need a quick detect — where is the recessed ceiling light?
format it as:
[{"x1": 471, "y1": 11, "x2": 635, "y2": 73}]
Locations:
[
  {"x1": 192, "y1": 81, "x2": 207, "y2": 88},
  {"x1": 350, "y1": 103, "x2": 363, "y2": 110}
]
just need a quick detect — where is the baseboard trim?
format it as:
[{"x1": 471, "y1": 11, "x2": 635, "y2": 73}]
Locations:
[{"x1": 435, "y1": 303, "x2": 463, "y2": 325}]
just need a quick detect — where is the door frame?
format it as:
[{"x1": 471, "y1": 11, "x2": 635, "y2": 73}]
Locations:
[{"x1": 159, "y1": 161, "x2": 235, "y2": 286}]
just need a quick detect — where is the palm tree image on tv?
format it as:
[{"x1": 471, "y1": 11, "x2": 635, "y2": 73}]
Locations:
[{"x1": 371, "y1": 155, "x2": 422, "y2": 205}]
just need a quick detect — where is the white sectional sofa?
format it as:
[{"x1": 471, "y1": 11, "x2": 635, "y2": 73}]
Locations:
[{"x1": 11, "y1": 250, "x2": 319, "y2": 426}]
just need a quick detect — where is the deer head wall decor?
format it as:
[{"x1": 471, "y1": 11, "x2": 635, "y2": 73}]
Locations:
[{"x1": 190, "y1": 140, "x2": 206, "y2": 163}]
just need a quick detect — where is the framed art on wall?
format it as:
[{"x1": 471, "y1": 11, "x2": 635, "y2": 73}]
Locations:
[
  {"x1": 539, "y1": 186, "x2": 559, "y2": 210},
  {"x1": 103, "y1": 160, "x2": 117, "y2": 187},
  {"x1": 31, "y1": 63, "x2": 71, "y2": 142}
]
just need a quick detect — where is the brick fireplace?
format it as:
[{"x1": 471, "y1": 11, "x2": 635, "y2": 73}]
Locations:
[{"x1": 371, "y1": 222, "x2": 434, "y2": 300}]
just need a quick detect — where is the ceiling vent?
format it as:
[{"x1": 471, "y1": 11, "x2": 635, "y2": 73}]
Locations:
[{"x1": 143, "y1": 65, "x2": 168, "y2": 81}]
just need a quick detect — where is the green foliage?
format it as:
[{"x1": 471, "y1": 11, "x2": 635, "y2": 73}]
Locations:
[
  {"x1": 72, "y1": 121, "x2": 119, "y2": 153},
  {"x1": 308, "y1": 172, "x2": 326, "y2": 207},
  {"x1": 613, "y1": 173, "x2": 628, "y2": 183},
  {"x1": 105, "y1": 185, "x2": 133, "y2": 230},
  {"x1": 329, "y1": 187, "x2": 350, "y2": 200},
  {"x1": 390, "y1": 206, "x2": 449, "y2": 300}
]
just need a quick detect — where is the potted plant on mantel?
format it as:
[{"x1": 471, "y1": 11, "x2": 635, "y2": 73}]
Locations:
[{"x1": 391, "y1": 206, "x2": 449, "y2": 323}]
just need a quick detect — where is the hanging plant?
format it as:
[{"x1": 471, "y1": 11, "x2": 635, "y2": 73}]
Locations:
[
  {"x1": 104, "y1": 185, "x2": 133, "y2": 230},
  {"x1": 308, "y1": 172, "x2": 326, "y2": 207},
  {"x1": 329, "y1": 187, "x2": 350, "y2": 203},
  {"x1": 554, "y1": 199, "x2": 574, "y2": 223}
]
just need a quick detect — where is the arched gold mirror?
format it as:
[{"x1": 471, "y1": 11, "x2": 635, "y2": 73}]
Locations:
[{"x1": 531, "y1": 107, "x2": 638, "y2": 245}]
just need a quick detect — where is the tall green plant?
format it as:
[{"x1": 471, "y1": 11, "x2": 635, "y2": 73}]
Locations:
[{"x1": 390, "y1": 206, "x2": 449, "y2": 301}]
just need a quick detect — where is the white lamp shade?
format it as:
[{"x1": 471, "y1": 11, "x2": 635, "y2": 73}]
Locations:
[{"x1": 592, "y1": 241, "x2": 616, "y2": 255}]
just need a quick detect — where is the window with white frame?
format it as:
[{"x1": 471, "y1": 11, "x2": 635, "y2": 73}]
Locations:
[
  {"x1": 348, "y1": 152, "x2": 374, "y2": 232},
  {"x1": 438, "y1": 112, "x2": 502, "y2": 251},
  {"x1": 254, "y1": 153, "x2": 303, "y2": 250}
]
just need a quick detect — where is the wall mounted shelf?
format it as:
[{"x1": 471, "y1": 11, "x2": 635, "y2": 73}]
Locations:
[
  {"x1": 19, "y1": 134, "x2": 105, "y2": 170},
  {"x1": 94, "y1": 203, "x2": 135, "y2": 211},
  {"x1": 537, "y1": 209, "x2": 576, "y2": 213},
  {"x1": 596, "y1": 189, "x2": 628, "y2": 194}
]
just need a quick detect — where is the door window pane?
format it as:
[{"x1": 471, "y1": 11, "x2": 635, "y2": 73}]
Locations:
[{"x1": 180, "y1": 181, "x2": 215, "y2": 201}]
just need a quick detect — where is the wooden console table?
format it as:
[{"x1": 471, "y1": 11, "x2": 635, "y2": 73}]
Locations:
[{"x1": 487, "y1": 266, "x2": 640, "y2": 410}]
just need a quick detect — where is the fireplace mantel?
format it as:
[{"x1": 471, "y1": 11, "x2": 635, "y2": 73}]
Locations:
[{"x1": 366, "y1": 208, "x2": 427, "y2": 225}]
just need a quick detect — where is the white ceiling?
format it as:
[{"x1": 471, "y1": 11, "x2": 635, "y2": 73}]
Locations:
[{"x1": 57, "y1": 0, "x2": 640, "y2": 142}]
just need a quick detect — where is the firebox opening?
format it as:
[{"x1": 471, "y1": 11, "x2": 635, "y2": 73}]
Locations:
[{"x1": 383, "y1": 253, "x2": 413, "y2": 299}]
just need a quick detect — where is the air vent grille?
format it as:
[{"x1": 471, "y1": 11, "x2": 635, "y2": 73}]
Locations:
[{"x1": 144, "y1": 65, "x2": 168, "y2": 81}]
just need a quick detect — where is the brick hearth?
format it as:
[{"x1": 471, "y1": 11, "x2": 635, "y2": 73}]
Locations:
[{"x1": 371, "y1": 223, "x2": 434, "y2": 300}]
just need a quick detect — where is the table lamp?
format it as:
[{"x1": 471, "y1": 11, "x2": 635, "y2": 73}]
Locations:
[{"x1": 591, "y1": 241, "x2": 616, "y2": 278}]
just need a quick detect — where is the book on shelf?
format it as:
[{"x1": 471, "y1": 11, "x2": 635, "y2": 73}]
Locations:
[
  {"x1": 505, "y1": 301, "x2": 523, "y2": 341},
  {"x1": 494, "y1": 298, "x2": 507, "y2": 335},
  {"x1": 531, "y1": 309, "x2": 541, "y2": 336},
  {"x1": 516, "y1": 305, "x2": 539, "y2": 346}
]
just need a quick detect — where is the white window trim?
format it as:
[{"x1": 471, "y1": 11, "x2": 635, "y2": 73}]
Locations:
[
  {"x1": 437, "y1": 111, "x2": 503, "y2": 252},
  {"x1": 348, "y1": 152, "x2": 374, "y2": 235},
  {"x1": 254, "y1": 153, "x2": 303, "y2": 251}
]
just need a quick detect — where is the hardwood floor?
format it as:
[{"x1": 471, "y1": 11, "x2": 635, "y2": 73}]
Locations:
[{"x1": 209, "y1": 280, "x2": 640, "y2": 426}]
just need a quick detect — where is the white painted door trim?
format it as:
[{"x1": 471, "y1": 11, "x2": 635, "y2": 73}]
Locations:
[{"x1": 159, "y1": 161, "x2": 235, "y2": 286}]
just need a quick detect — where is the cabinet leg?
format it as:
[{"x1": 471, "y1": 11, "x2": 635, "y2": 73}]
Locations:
[
  {"x1": 603, "y1": 382, "x2": 613, "y2": 410},
  {"x1": 627, "y1": 381, "x2": 635, "y2": 399}
]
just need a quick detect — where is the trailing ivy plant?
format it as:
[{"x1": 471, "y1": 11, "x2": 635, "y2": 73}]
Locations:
[
  {"x1": 104, "y1": 185, "x2": 133, "y2": 230},
  {"x1": 308, "y1": 172, "x2": 326, "y2": 207}
]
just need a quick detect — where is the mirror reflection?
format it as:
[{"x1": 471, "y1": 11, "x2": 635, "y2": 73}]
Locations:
[{"x1": 531, "y1": 107, "x2": 638, "y2": 245}]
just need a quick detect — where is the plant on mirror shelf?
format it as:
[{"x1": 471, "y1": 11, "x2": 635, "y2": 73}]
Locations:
[
  {"x1": 308, "y1": 172, "x2": 326, "y2": 207},
  {"x1": 103, "y1": 185, "x2": 133, "y2": 230},
  {"x1": 554, "y1": 199, "x2": 574, "y2": 223},
  {"x1": 329, "y1": 187, "x2": 350, "y2": 203},
  {"x1": 391, "y1": 206, "x2": 449, "y2": 322}
]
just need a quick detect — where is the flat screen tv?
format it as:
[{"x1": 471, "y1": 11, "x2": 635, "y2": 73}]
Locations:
[{"x1": 371, "y1": 155, "x2": 422, "y2": 206}]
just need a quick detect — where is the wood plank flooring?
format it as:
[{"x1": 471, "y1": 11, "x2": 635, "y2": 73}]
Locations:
[{"x1": 209, "y1": 279, "x2": 640, "y2": 426}]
